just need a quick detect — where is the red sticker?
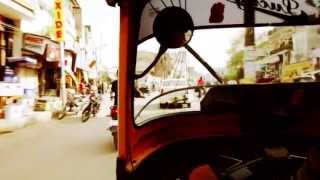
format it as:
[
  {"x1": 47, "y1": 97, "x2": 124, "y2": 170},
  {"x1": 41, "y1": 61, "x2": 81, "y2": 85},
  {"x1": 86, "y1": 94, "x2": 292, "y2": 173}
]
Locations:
[{"x1": 209, "y1": 2, "x2": 225, "y2": 23}]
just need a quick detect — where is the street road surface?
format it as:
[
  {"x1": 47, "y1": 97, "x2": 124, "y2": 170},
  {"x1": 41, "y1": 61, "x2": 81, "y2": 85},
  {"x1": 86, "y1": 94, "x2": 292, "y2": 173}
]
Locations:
[
  {"x1": 134, "y1": 90, "x2": 202, "y2": 124},
  {"x1": 0, "y1": 95, "x2": 116, "y2": 180}
]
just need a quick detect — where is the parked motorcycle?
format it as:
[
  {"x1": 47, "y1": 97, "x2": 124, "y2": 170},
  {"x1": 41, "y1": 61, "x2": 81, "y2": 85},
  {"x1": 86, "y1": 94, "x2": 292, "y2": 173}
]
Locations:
[
  {"x1": 57, "y1": 94, "x2": 86, "y2": 120},
  {"x1": 110, "y1": 105, "x2": 118, "y2": 120},
  {"x1": 81, "y1": 93, "x2": 101, "y2": 122},
  {"x1": 107, "y1": 120, "x2": 118, "y2": 150}
]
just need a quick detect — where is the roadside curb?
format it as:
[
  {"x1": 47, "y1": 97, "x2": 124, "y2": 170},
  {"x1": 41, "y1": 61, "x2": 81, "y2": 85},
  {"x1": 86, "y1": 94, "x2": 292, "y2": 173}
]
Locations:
[{"x1": 0, "y1": 111, "x2": 53, "y2": 133}]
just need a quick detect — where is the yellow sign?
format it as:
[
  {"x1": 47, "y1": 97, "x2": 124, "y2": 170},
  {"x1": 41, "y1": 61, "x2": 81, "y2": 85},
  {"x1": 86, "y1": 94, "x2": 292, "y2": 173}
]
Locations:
[
  {"x1": 281, "y1": 60, "x2": 313, "y2": 82},
  {"x1": 54, "y1": 0, "x2": 64, "y2": 42}
]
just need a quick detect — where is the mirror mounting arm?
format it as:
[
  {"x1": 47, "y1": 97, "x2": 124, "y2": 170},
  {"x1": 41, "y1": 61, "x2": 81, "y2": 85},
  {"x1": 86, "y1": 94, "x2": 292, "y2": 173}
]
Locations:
[
  {"x1": 135, "y1": 45, "x2": 168, "y2": 79},
  {"x1": 106, "y1": 0, "x2": 119, "y2": 7},
  {"x1": 185, "y1": 44, "x2": 223, "y2": 84}
]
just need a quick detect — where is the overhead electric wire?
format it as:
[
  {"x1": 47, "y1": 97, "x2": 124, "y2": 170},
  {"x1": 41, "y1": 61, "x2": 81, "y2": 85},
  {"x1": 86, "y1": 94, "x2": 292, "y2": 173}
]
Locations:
[
  {"x1": 148, "y1": 2, "x2": 160, "y2": 13},
  {"x1": 170, "y1": 0, "x2": 175, "y2": 6},
  {"x1": 160, "y1": 0, "x2": 168, "y2": 8}
]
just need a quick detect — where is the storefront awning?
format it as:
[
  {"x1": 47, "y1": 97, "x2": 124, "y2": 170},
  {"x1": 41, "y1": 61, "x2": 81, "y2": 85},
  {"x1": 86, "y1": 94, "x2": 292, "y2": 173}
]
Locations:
[
  {"x1": 7, "y1": 56, "x2": 36, "y2": 64},
  {"x1": 256, "y1": 56, "x2": 280, "y2": 65},
  {"x1": 7, "y1": 56, "x2": 42, "y2": 69}
]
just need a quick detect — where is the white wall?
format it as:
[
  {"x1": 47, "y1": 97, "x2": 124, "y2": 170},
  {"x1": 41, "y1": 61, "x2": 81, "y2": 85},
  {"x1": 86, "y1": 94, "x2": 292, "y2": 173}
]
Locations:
[{"x1": 16, "y1": 67, "x2": 39, "y2": 97}]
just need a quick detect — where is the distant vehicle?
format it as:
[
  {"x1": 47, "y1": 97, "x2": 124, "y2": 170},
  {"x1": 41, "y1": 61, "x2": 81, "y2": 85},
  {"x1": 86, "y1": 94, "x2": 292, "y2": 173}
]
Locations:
[
  {"x1": 160, "y1": 79, "x2": 189, "y2": 93},
  {"x1": 294, "y1": 75, "x2": 315, "y2": 83},
  {"x1": 159, "y1": 79, "x2": 191, "y2": 109},
  {"x1": 110, "y1": 105, "x2": 118, "y2": 120},
  {"x1": 227, "y1": 80, "x2": 237, "y2": 85},
  {"x1": 294, "y1": 70, "x2": 320, "y2": 82},
  {"x1": 81, "y1": 94, "x2": 101, "y2": 122},
  {"x1": 57, "y1": 95, "x2": 86, "y2": 120}
]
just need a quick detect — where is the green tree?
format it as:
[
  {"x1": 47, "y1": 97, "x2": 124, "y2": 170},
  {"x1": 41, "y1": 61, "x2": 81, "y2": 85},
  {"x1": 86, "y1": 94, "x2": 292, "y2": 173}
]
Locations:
[
  {"x1": 225, "y1": 51, "x2": 244, "y2": 81},
  {"x1": 227, "y1": 51, "x2": 244, "y2": 68},
  {"x1": 100, "y1": 72, "x2": 112, "y2": 84}
]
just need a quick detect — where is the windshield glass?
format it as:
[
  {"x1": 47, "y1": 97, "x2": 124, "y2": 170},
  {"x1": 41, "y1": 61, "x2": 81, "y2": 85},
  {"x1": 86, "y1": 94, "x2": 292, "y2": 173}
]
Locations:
[{"x1": 134, "y1": 25, "x2": 320, "y2": 125}]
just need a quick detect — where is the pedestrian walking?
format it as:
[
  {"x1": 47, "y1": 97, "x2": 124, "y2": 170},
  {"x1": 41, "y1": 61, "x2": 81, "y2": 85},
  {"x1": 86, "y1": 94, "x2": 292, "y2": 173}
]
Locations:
[{"x1": 111, "y1": 79, "x2": 118, "y2": 106}]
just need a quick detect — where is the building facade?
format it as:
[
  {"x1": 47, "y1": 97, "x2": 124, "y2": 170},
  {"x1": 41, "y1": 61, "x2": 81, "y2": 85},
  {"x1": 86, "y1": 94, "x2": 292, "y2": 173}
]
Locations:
[{"x1": 0, "y1": 0, "x2": 91, "y2": 115}]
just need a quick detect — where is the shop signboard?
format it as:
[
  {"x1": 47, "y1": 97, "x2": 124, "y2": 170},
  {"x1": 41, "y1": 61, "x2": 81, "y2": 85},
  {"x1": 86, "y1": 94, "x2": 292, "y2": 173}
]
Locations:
[
  {"x1": 54, "y1": 0, "x2": 64, "y2": 42},
  {"x1": 281, "y1": 60, "x2": 313, "y2": 81},
  {"x1": 23, "y1": 34, "x2": 47, "y2": 55},
  {"x1": 46, "y1": 40, "x2": 60, "y2": 62},
  {"x1": 0, "y1": 82, "x2": 23, "y2": 96},
  {"x1": 244, "y1": 46, "x2": 256, "y2": 61}
]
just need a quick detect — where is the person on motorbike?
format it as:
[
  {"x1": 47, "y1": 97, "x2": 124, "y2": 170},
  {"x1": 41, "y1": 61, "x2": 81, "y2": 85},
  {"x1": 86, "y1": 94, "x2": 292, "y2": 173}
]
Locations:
[
  {"x1": 195, "y1": 76, "x2": 206, "y2": 97},
  {"x1": 66, "y1": 89, "x2": 78, "y2": 112},
  {"x1": 89, "y1": 91, "x2": 100, "y2": 117}
]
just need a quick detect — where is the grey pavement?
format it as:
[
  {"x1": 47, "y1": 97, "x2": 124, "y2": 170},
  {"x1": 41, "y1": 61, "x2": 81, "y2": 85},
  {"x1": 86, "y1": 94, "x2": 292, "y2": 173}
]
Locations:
[{"x1": 0, "y1": 94, "x2": 117, "y2": 180}]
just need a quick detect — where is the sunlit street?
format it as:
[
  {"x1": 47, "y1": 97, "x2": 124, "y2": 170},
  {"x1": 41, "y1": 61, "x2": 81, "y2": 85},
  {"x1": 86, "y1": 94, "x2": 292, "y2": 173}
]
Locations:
[
  {"x1": 0, "y1": 95, "x2": 116, "y2": 180},
  {"x1": 2, "y1": 0, "x2": 320, "y2": 179}
]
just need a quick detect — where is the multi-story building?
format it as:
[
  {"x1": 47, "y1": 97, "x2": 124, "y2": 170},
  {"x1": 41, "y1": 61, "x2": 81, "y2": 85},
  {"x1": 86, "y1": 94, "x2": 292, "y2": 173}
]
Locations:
[
  {"x1": 0, "y1": 0, "x2": 90, "y2": 115},
  {"x1": 0, "y1": 0, "x2": 36, "y2": 116},
  {"x1": 255, "y1": 26, "x2": 320, "y2": 82}
]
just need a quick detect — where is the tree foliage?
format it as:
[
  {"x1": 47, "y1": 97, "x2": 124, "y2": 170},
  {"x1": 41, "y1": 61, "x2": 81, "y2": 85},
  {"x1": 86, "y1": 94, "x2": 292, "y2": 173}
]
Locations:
[
  {"x1": 100, "y1": 72, "x2": 112, "y2": 84},
  {"x1": 227, "y1": 51, "x2": 244, "y2": 68},
  {"x1": 224, "y1": 51, "x2": 244, "y2": 80}
]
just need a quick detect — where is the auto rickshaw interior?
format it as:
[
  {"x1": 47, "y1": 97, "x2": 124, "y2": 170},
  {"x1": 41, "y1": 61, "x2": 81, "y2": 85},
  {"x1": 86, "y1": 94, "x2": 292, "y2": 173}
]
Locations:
[{"x1": 108, "y1": 0, "x2": 320, "y2": 179}]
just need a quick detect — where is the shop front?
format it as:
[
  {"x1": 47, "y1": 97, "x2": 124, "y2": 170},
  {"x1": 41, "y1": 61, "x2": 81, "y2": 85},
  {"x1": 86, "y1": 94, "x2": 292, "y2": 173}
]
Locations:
[
  {"x1": 0, "y1": 15, "x2": 15, "y2": 67},
  {"x1": 0, "y1": 0, "x2": 38, "y2": 119},
  {"x1": 16, "y1": 33, "x2": 48, "y2": 98},
  {"x1": 256, "y1": 54, "x2": 284, "y2": 83},
  {"x1": 281, "y1": 61, "x2": 313, "y2": 82},
  {"x1": 43, "y1": 42, "x2": 78, "y2": 96},
  {"x1": 63, "y1": 49, "x2": 78, "y2": 92},
  {"x1": 0, "y1": 15, "x2": 23, "y2": 118}
]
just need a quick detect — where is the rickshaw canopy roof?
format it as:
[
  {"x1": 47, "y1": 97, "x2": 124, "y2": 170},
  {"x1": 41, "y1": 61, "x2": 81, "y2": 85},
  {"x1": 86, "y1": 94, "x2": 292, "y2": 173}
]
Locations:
[{"x1": 138, "y1": 0, "x2": 320, "y2": 41}]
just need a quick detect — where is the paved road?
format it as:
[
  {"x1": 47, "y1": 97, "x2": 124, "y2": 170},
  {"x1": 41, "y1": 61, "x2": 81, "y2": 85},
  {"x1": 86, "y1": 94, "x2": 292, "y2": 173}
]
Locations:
[{"x1": 0, "y1": 95, "x2": 117, "y2": 180}]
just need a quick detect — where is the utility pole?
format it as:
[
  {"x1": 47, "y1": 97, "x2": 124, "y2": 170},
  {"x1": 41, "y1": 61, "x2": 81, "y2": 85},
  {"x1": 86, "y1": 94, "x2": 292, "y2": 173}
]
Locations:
[
  {"x1": 243, "y1": 0, "x2": 256, "y2": 82},
  {"x1": 60, "y1": 42, "x2": 66, "y2": 104}
]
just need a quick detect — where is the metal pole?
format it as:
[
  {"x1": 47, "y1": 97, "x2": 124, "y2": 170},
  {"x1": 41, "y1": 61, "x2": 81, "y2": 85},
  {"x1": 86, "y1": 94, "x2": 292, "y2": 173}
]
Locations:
[{"x1": 60, "y1": 42, "x2": 66, "y2": 105}]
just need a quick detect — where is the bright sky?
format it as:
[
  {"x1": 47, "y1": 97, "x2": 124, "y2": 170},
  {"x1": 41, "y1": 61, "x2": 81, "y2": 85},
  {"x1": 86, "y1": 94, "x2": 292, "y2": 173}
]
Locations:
[
  {"x1": 138, "y1": 29, "x2": 242, "y2": 70},
  {"x1": 83, "y1": 1, "x2": 272, "y2": 74},
  {"x1": 82, "y1": 0, "x2": 120, "y2": 73},
  {"x1": 138, "y1": 27, "x2": 271, "y2": 73}
]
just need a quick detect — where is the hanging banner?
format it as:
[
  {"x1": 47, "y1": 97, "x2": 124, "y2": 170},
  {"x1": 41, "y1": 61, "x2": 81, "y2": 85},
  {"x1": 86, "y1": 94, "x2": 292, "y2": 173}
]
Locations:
[{"x1": 54, "y1": 0, "x2": 64, "y2": 42}]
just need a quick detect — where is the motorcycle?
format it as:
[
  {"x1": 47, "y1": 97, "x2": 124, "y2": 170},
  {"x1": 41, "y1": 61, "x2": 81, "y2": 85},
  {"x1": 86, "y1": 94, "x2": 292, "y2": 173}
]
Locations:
[
  {"x1": 57, "y1": 94, "x2": 86, "y2": 120},
  {"x1": 81, "y1": 93, "x2": 101, "y2": 122},
  {"x1": 107, "y1": 120, "x2": 118, "y2": 150},
  {"x1": 110, "y1": 105, "x2": 118, "y2": 120}
]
